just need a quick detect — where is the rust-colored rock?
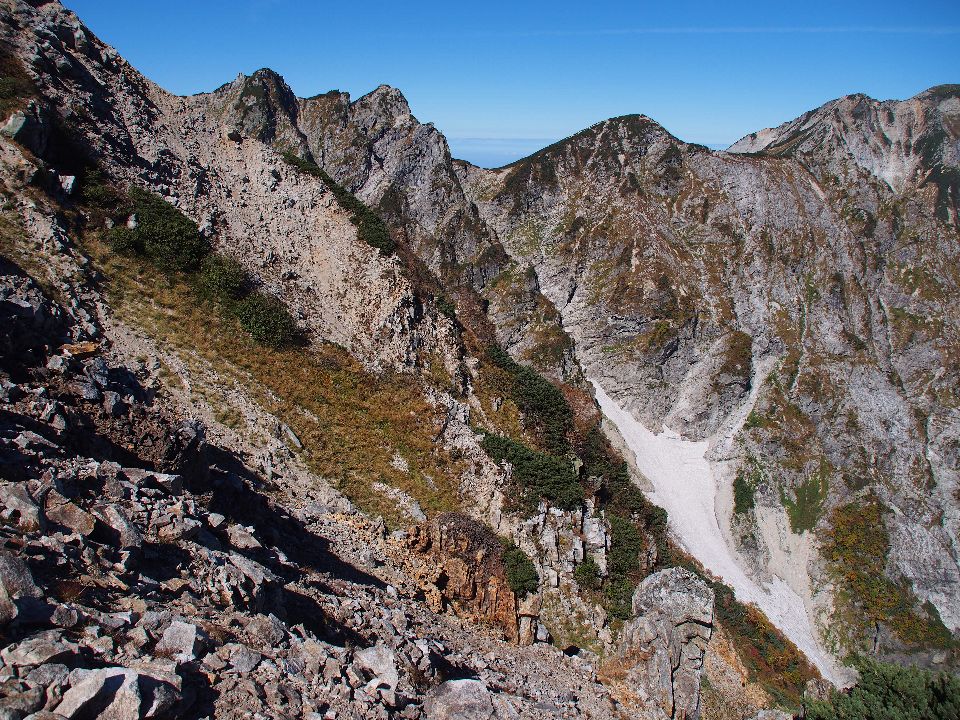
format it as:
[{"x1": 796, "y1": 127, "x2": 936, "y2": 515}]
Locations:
[
  {"x1": 406, "y1": 513, "x2": 519, "y2": 642},
  {"x1": 60, "y1": 341, "x2": 98, "y2": 358}
]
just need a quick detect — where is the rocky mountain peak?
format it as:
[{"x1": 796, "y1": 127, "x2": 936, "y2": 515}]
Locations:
[
  {"x1": 914, "y1": 83, "x2": 960, "y2": 103},
  {"x1": 728, "y1": 84, "x2": 960, "y2": 203},
  {"x1": 349, "y1": 83, "x2": 414, "y2": 132}
]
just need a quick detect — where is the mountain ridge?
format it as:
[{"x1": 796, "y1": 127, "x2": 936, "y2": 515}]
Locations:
[{"x1": 1, "y1": 1, "x2": 959, "y2": 718}]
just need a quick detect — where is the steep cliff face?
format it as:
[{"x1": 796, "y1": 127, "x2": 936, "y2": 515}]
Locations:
[
  {"x1": 0, "y1": 0, "x2": 462, "y2": 375},
  {"x1": 208, "y1": 69, "x2": 577, "y2": 375},
  {"x1": 458, "y1": 94, "x2": 960, "y2": 664},
  {"x1": 729, "y1": 84, "x2": 960, "y2": 205}
]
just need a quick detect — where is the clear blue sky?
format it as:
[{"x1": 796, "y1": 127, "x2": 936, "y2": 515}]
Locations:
[{"x1": 63, "y1": 0, "x2": 960, "y2": 168}]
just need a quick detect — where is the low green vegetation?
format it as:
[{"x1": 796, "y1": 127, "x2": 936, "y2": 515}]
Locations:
[
  {"x1": 744, "y1": 409, "x2": 767, "y2": 429},
  {"x1": 607, "y1": 515, "x2": 644, "y2": 579},
  {"x1": 487, "y1": 345, "x2": 573, "y2": 454},
  {"x1": 822, "y1": 500, "x2": 954, "y2": 649},
  {"x1": 435, "y1": 295, "x2": 457, "y2": 323},
  {"x1": 733, "y1": 462, "x2": 760, "y2": 514},
  {"x1": 111, "y1": 187, "x2": 209, "y2": 273},
  {"x1": 480, "y1": 432, "x2": 582, "y2": 511},
  {"x1": 573, "y1": 556, "x2": 602, "y2": 590},
  {"x1": 781, "y1": 466, "x2": 829, "y2": 533},
  {"x1": 281, "y1": 151, "x2": 395, "y2": 255},
  {"x1": 578, "y1": 427, "x2": 668, "y2": 619},
  {"x1": 806, "y1": 656, "x2": 960, "y2": 720},
  {"x1": 604, "y1": 515, "x2": 645, "y2": 617},
  {"x1": 502, "y1": 542, "x2": 539, "y2": 597},
  {"x1": 233, "y1": 292, "x2": 298, "y2": 348},
  {"x1": 195, "y1": 253, "x2": 249, "y2": 302},
  {"x1": 85, "y1": 175, "x2": 298, "y2": 349},
  {"x1": 699, "y1": 568, "x2": 817, "y2": 707}
]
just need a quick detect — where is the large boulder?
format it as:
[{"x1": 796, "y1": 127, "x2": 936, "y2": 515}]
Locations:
[
  {"x1": 423, "y1": 678, "x2": 496, "y2": 720},
  {"x1": 0, "y1": 483, "x2": 43, "y2": 531},
  {"x1": 154, "y1": 620, "x2": 208, "y2": 662},
  {"x1": 53, "y1": 666, "x2": 181, "y2": 720},
  {"x1": 0, "y1": 549, "x2": 42, "y2": 625},
  {"x1": 354, "y1": 642, "x2": 400, "y2": 707},
  {"x1": 0, "y1": 101, "x2": 51, "y2": 156}
]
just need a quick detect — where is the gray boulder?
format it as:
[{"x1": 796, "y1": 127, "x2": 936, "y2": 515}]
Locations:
[
  {"x1": 54, "y1": 668, "x2": 141, "y2": 720},
  {"x1": 93, "y1": 505, "x2": 143, "y2": 550},
  {"x1": 354, "y1": 642, "x2": 400, "y2": 707},
  {"x1": 1, "y1": 630, "x2": 78, "y2": 667},
  {"x1": 0, "y1": 484, "x2": 43, "y2": 532},
  {"x1": 423, "y1": 679, "x2": 496, "y2": 720},
  {"x1": 0, "y1": 550, "x2": 42, "y2": 625},
  {"x1": 618, "y1": 567, "x2": 715, "y2": 720},
  {"x1": 154, "y1": 620, "x2": 208, "y2": 662},
  {"x1": 0, "y1": 101, "x2": 50, "y2": 156}
]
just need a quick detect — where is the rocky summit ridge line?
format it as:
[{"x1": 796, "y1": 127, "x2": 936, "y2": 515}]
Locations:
[{"x1": 0, "y1": 0, "x2": 958, "y2": 718}]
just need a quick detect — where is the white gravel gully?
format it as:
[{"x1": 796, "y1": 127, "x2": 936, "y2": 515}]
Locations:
[{"x1": 590, "y1": 379, "x2": 843, "y2": 684}]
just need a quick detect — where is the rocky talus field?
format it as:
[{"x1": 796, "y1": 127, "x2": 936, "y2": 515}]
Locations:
[{"x1": 0, "y1": 1, "x2": 958, "y2": 719}]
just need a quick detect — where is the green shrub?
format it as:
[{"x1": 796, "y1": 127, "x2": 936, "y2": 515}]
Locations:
[
  {"x1": 782, "y1": 468, "x2": 828, "y2": 534},
  {"x1": 574, "y1": 556, "x2": 602, "y2": 591},
  {"x1": 80, "y1": 169, "x2": 129, "y2": 215},
  {"x1": 487, "y1": 345, "x2": 572, "y2": 454},
  {"x1": 233, "y1": 292, "x2": 298, "y2": 348},
  {"x1": 603, "y1": 578, "x2": 636, "y2": 620},
  {"x1": 734, "y1": 469, "x2": 757, "y2": 514},
  {"x1": 805, "y1": 656, "x2": 960, "y2": 720},
  {"x1": 280, "y1": 151, "x2": 324, "y2": 178},
  {"x1": 822, "y1": 500, "x2": 954, "y2": 648},
  {"x1": 127, "y1": 187, "x2": 209, "y2": 273},
  {"x1": 502, "y1": 544, "x2": 539, "y2": 597},
  {"x1": 196, "y1": 253, "x2": 249, "y2": 303},
  {"x1": 608, "y1": 514, "x2": 644, "y2": 578},
  {"x1": 481, "y1": 433, "x2": 583, "y2": 511},
  {"x1": 744, "y1": 409, "x2": 766, "y2": 429},
  {"x1": 107, "y1": 225, "x2": 140, "y2": 255},
  {"x1": 436, "y1": 295, "x2": 457, "y2": 323},
  {"x1": 578, "y1": 426, "x2": 670, "y2": 620},
  {"x1": 582, "y1": 429, "x2": 666, "y2": 528}
]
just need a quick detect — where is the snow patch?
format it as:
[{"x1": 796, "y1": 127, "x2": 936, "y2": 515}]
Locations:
[{"x1": 590, "y1": 380, "x2": 843, "y2": 684}]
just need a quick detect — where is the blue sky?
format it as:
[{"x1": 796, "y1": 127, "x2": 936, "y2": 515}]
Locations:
[{"x1": 64, "y1": 1, "x2": 960, "y2": 168}]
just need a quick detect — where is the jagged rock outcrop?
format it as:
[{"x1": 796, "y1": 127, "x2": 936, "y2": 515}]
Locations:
[
  {"x1": 456, "y1": 92, "x2": 960, "y2": 665},
  {"x1": 405, "y1": 513, "x2": 520, "y2": 642},
  {"x1": 0, "y1": 0, "x2": 462, "y2": 377},
  {"x1": 616, "y1": 568, "x2": 715, "y2": 719},
  {"x1": 729, "y1": 85, "x2": 960, "y2": 202},
  {"x1": 211, "y1": 60, "x2": 574, "y2": 374}
]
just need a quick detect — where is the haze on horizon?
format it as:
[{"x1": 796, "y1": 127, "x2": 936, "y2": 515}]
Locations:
[{"x1": 63, "y1": 0, "x2": 960, "y2": 168}]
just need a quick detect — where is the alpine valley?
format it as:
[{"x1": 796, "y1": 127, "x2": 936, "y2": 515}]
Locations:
[{"x1": 0, "y1": 1, "x2": 958, "y2": 719}]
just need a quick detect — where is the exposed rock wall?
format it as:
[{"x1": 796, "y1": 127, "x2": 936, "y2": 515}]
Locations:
[
  {"x1": 616, "y1": 568, "x2": 715, "y2": 719},
  {"x1": 0, "y1": 0, "x2": 461, "y2": 376},
  {"x1": 403, "y1": 513, "x2": 519, "y2": 642},
  {"x1": 0, "y1": 175, "x2": 627, "y2": 720}
]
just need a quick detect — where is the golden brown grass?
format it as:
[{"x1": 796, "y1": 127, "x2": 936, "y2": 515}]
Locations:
[{"x1": 82, "y1": 232, "x2": 466, "y2": 528}]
